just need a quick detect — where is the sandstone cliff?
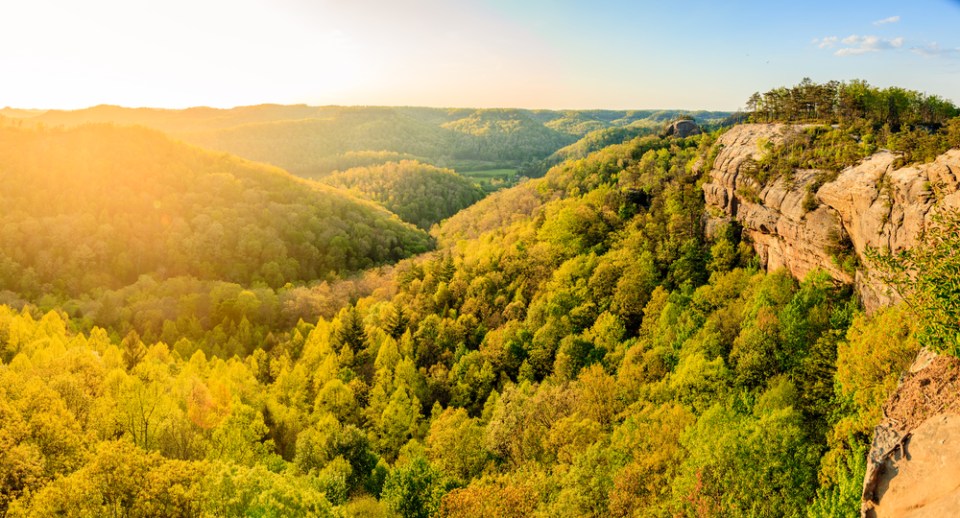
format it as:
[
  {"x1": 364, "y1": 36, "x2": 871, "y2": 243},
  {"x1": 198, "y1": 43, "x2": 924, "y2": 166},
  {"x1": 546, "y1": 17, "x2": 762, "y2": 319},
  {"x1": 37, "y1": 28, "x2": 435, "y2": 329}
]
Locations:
[
  {"x1": 702, "y1": 124, "x2": 960, "y2": 518},
  {"x1": 703, "y1": 123, "x2": 960, "y2": 311}
]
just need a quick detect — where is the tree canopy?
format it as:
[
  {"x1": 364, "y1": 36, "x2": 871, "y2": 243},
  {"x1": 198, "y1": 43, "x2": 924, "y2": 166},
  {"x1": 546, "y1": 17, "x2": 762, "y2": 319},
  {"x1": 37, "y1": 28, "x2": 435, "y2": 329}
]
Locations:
[
  {"x1": 322, "y1": 161, "x2": 486, "y2": 230},
  {"x1": 0, "y1": 85, "x2": 950, "y2": 516},
  {"x1": 0, "y1": 124, "x2": 430, "y2": 297}
]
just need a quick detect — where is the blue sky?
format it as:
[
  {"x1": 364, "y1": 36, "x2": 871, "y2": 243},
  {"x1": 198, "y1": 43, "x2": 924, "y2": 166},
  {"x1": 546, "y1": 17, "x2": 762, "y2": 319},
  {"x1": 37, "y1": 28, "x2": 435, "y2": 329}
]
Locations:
[
  {"x1": 1, "y1": 0, "x2": 958, "y2": 110},
  {"x1": 483, "y1": 0, "x2": 960, "y2": 109}
]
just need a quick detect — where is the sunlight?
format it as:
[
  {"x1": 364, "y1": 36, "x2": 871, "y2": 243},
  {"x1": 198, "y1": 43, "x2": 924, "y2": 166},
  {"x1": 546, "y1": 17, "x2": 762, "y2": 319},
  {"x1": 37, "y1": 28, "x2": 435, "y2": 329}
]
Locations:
[{"x1": 1, "y1": 2, "x2": 960, "y2": 516}]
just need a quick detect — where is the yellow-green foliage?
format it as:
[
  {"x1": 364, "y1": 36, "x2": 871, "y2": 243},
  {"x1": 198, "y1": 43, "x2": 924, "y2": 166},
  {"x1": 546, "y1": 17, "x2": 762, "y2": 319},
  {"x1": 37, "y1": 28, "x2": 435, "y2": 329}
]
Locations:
[
  {"x1": 869, "y1": 209, "x2": 960, "y2": 355},
  {"x1": 747, "y1": 79, "x2": 960, "y2": 184},
  {"x1": 833, "y1": 306, "x2": 918, "y2": 441},
  {"x1": 0, "y1": 124, "x2": 430, "y2": 296},
  {"x1": 0, "y1": 122, "x2": 920, "y2": 517},
  {"x1": 322, "y1": 160, "x2": 485, "y2": 229}
]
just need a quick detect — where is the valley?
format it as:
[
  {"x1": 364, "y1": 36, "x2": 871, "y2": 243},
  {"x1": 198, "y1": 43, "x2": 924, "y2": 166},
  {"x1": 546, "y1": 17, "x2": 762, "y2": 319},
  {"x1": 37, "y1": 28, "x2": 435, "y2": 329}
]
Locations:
[{"x1": 1, "y1": 79, "x2": 959, "y2": 518}]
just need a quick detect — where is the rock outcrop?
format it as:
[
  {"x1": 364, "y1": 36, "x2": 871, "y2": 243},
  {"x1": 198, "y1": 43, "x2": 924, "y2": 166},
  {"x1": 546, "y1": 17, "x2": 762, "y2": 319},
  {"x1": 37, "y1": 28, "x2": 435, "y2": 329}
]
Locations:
[
  {"x1": 703, "y1": 123, "x2": 960, "y2": 312},
  {"x1": 663, "y1": 119, "x2": 701, "y2": 138},
  {"x1": 861, "y1": 350, "x2": 960, "y2": 517},
  {"x1": 702, "y1": 124, "x2": 960, "y2": 517}
]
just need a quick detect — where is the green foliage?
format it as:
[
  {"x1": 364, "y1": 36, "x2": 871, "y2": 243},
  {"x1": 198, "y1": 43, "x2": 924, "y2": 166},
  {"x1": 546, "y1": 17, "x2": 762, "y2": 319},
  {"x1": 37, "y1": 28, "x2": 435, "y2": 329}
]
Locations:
[
  {"x1": 675, "y1": 403, "x2": 821, "y2": 517},
  {"x1": 440, "y1": 109, "x2": 575, "y2": 165},
  {"x1": 523, "y1": 110, "x2": 732, "y2": 178},
  {"x1": 868, "y1": 209, "x2": 960, "y2": 355},
  {"x1": 0, "y1": 99, "x2": 934, "y2": 517},
  {"x1": 25, "y1": 105, "x2": 728, "y2": 180},
  {"x1": 887, "y1": 117, "x2": 960, "y2": 164},
  {"x1": 833, "y1": 306, "x2": 918, "y2": 439},
  {"x1": 460, "y1": 168, "x2": 517, "y2": 192},
  {"x1": 7, "y1": 439, "x2": 335, "y2": 517},
  {"x1": 381, "y1": 456, "x2": 452, "y2": 518},
  {"x1": 204, "y1": 462, "x2": 335, "y2": 517},
  {"x1": 753, "y1": 125, "x2": 867, "y2": 182},
  {"x1": 426, "y1": 408, "x2": 488, "y2": 483},
  {"x1": 807, "y1": 438, "x2": 868, "y2": 518},
  {"x1": 322, "y1": 160, "x2": 486, "y2": 229},
  {"x1": 0, "y1": 124, "x2": 430, "y2": 297},
  {"x1": 748, "y1": 78, "x2": 958, "y2": 127},
  {"x1": 745, "y1": 79, "x2": 960, "y2": 183}
]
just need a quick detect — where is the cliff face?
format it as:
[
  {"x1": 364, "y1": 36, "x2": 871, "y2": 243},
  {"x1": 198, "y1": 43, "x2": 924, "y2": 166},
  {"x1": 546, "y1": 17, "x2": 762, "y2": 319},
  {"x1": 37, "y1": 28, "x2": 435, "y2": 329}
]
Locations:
[
  {"x1": 703, "y1": 123, "x2": 960, "y2": 311},
  {"x1": 702, "y1": 124, "x2": 960, "y2": 518}
]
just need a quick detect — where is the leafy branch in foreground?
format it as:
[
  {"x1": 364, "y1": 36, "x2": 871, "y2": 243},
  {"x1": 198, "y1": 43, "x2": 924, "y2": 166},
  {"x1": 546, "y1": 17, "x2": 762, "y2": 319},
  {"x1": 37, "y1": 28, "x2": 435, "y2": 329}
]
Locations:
[{"x1": 867, "y1": 208, "x2": 960, "y2": 355}]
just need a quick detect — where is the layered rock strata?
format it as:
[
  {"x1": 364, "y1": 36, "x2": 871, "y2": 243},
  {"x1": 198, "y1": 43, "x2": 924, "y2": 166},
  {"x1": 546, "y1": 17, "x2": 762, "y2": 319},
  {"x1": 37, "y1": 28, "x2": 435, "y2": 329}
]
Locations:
[{"x1": 703, "y1": 123, "x2": 960, "y2": 311}]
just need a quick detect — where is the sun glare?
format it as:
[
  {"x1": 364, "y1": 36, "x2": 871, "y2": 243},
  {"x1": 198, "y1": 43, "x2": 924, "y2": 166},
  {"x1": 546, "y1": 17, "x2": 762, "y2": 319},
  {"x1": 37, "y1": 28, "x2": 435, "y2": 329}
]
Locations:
[{"x1": 3, "y1": 1, "x2": 958, "y2": 110}]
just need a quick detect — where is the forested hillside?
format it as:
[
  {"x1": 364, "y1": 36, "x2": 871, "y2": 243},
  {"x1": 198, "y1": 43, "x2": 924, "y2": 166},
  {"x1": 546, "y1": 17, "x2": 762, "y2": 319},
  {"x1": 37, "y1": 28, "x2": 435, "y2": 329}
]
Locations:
[
  {"x1": 0, "y1": 115, "x2": 937, "y2": 518},
  {"x1": 9, "y1": 105, "x2": 730, "y2": 179},
  {"x1": 0, "y1": 124, "x2": 430, "y2": 297},
  {"x1": 1, "y1": 81, "x2": 957, "y2": 517},
  {"x1": 321, "y1": 161, "x2": 486, "y2": 230}
]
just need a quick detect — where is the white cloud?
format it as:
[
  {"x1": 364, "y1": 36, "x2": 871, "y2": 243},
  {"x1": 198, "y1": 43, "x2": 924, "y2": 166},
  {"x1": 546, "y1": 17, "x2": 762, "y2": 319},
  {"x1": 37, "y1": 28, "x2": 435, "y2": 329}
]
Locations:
[
  {"x1": 816, "y1": 31, "x2": 960, "y2": 60},
  {"x1": 826, "y1": 34, "x2": 904, "y2": 56},
  {"x1": 912, "y1": 42, "x2": 960, "y2": 58},
  {"x1": 873, "y1": 15, "x2": 900, "y2": 25},
  {"x1": 812, "y1": 36, "x2": 838, "y2": 49}
]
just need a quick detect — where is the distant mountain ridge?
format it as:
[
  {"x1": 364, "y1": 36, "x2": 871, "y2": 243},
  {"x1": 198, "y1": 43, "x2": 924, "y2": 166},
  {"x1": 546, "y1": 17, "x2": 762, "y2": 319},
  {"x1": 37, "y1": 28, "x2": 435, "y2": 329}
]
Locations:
[{"x1": 11, "y1": 104, "x2": 731, "y2": 178}]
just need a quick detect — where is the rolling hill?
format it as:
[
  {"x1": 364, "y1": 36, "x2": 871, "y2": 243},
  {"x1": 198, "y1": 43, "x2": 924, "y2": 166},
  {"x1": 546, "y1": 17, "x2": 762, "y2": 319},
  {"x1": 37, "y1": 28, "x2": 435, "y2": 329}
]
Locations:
[
  {"x1": 321, "y1": 160, "x2": 486, "y2": 229},
  {"x1": 0, "y1": 123, "x2": 431, "y2": 297},
  {"x1": 2, "y1": 81, "x2": 959, "y2": 516}
]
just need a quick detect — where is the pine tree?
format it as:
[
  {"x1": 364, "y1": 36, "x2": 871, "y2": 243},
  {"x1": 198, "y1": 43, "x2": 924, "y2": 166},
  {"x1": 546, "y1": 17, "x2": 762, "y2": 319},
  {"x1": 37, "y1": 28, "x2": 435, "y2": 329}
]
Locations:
[
  {"x1": 335, "y1": 307, "x2": 368, "y2": 352},
  {"x1": 384, "y1": 304, "x2": 410, "y2": 339}
]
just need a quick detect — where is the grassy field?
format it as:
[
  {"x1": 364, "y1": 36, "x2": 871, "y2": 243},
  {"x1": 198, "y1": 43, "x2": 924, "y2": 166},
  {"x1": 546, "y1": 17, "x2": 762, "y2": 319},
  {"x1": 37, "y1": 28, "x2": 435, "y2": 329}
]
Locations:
[{"x1": 460, "y1": 168, "x2": 517, "y2": 191}]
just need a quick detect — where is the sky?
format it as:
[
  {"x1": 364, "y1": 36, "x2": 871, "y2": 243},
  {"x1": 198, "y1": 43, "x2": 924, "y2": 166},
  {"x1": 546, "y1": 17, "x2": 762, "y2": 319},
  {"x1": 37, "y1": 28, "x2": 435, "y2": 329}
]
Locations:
[{"x1": 1, "y1": 0, "x2": 958, "y2": 111}]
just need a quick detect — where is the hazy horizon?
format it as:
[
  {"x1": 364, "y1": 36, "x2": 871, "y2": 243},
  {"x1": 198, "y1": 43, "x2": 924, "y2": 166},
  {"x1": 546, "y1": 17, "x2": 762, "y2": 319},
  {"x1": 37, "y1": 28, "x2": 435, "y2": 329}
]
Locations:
[
  {"x1": 3, "y1": 3, "x2": 960, "y2": 515},
  {"x1": 1, "y1": 102, "x2": 737, "y2": 113},
  {"x1": 3, "y1": 0, "x2": 959, "y2": 111}
]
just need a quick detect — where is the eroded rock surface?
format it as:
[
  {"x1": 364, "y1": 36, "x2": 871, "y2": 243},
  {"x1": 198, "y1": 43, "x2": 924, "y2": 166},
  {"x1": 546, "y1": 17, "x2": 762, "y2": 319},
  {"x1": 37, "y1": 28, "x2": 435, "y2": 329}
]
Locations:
[
  {"x1": 663, "y1": 119, "x2": 701, "y2": 138},
  {"x1": 703, "y1": 123, "x2": 960, "y2": 312},
  {"x1": 861, "y1": 353, "x2": 960, "y2": 517}
]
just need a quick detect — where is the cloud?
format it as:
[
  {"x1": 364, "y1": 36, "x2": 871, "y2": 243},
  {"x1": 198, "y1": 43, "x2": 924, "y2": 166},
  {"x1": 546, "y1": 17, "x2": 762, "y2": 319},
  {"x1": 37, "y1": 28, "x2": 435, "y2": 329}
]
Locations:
[
  {"x1": 822, "y1": 34, "x2": 904, "y2": 56},
  {"x1": 812, "y1": 36, "x2": 838, "y2": 49},
  {"x1": 912, "y1": 42, "x2": 960, "y2": 58},
  {"x1": 873, "y1": 15, "x2": 900, "y2": 25}
]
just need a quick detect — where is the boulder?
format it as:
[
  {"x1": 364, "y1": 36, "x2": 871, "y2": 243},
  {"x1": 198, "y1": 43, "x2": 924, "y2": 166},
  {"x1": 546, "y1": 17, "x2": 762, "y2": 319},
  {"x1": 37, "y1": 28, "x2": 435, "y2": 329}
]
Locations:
[{"x1": 663, "y1": 119, "x2": 701, "y2": 138}]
